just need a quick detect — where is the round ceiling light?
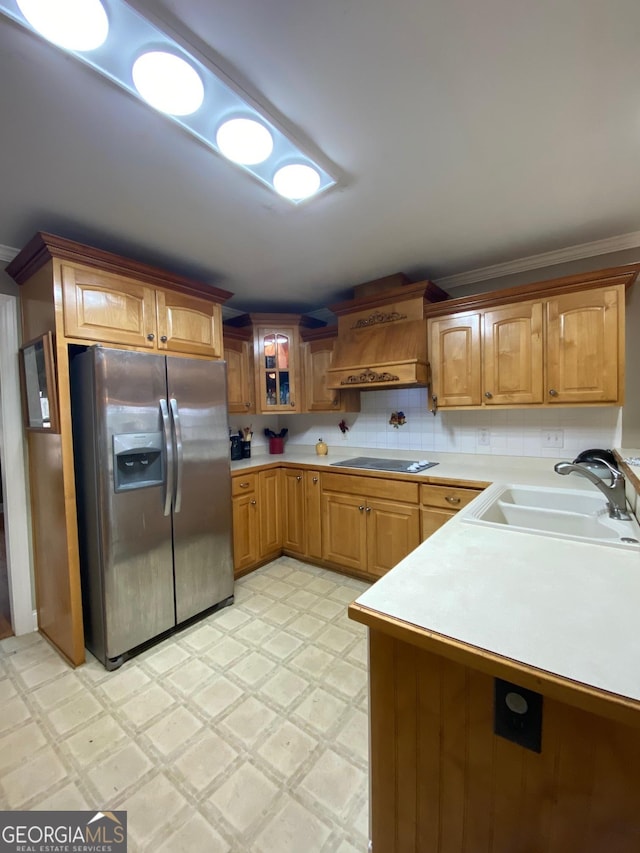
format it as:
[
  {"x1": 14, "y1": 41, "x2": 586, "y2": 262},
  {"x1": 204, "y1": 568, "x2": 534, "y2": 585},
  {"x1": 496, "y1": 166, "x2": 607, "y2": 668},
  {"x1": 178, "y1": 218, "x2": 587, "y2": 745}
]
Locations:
[
  {"x1": 216, "y1": 118, "x2": 274, "y2": 165},
  {"x1": 17, "y1": 0, "x2": 109, "y2": 51},
  {"x1": 273, "y1": 164, "x2": 322, "y2": 201},
  {"x1": 132, "y1": 51, "x2": 204, "y2": 116}
]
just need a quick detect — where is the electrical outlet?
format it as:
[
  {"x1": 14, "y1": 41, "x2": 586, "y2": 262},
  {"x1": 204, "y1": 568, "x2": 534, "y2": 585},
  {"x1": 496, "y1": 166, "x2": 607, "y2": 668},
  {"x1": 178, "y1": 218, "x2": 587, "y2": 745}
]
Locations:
[
  {"x1": 477, "y1": 428, "x2": 490, "y2": 447},
  {"x1": 542, "y1": 429, "x2": 564, "y2": 448}
]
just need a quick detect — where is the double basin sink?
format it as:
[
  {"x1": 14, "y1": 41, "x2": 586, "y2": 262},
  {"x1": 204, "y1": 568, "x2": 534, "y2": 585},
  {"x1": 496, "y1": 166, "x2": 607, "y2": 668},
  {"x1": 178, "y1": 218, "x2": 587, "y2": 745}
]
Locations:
[{"x1": 460, "y1": 483, "x2": 640, "y2": 550}]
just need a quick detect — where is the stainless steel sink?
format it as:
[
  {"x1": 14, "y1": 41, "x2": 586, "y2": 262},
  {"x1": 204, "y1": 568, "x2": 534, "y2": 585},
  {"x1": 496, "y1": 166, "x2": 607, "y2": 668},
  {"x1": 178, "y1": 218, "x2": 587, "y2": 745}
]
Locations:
[
  {"x1": 460, "y1": 483, "x2": 640, "y2": 549},
  {"x1": 330, "y1": 457, "x2": 439, "y2": 473}
]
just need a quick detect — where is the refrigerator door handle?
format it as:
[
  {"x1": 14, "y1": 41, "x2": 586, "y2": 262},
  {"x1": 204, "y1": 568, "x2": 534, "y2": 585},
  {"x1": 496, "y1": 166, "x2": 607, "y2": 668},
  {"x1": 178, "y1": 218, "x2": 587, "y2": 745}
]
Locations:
[
  {"x1": 159, "y1": 398, "x2": 174, "y2": 516},
  {"x1": 170, "y1": 397, "x2": 184, "y2": 513}
]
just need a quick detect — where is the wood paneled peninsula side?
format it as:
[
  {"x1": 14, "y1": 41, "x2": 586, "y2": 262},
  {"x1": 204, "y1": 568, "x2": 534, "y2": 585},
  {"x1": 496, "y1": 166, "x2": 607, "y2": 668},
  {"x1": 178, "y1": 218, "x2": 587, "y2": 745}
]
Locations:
[
  {"x1": 8, "y1": 233, "x2": 231, "y2": 666},
  {"x1": 348, "y1": 486, "x2": 640, "y2": 853}
]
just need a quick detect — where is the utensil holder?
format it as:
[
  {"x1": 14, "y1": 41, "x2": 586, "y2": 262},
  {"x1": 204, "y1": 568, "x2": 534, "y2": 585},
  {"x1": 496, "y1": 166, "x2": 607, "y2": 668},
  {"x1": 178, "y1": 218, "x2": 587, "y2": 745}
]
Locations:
[
  {"x1": 269, "y1": 437, "x2": 284, "y2": 454},
  {"x1": 241, "y1": 441, "x2": 251, "y2": 458}
]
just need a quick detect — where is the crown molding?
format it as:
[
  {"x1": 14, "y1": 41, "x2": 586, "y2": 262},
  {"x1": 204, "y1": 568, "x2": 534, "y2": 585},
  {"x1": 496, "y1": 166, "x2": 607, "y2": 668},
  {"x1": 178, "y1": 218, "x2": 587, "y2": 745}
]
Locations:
[
  {"x1": 0, "y1": 244, "x2": 18, "y2": 264},
  {"x1": 434, "y1": 230, "x2": 640, "y2": 289}
]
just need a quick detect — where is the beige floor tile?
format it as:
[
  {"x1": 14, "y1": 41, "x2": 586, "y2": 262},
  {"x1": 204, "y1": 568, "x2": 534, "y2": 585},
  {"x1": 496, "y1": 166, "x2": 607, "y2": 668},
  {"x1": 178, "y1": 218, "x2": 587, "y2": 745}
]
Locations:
[
  {"x1": 165, "y1": 658, "x2": 214, "y2": 695},
  {"x1": 87, "y1": 741, "x2": 154, "y2": 802},
  {"x1": 15, "y1": 656, "x2": 71, "y2": 689},
  {"x1": 0, "y1": 722, "x2": 47, "y2": 772},
  {"x1": 121, "y1": 772, "x2": 189, "y2": 846},
  {"x1": 240, "y1": 593, "x2": 275, "y2": 615},
  {"x1": 144, "y1": 706, "x2": 203, "y2": 756},
  {"x1": 346, "y1": 637, "x2": 368, "y2": 666},
  {"x1": 316, "y1": 624, "x2": 357, "y2": 654},
  {"x1": 0, "y1": 694, "x2": 31, "y2": 732},
  {"x1": 191, "y1": 676, "x2": 243, "y2": 719},
  {"x1": 179, "y1": 623, "x2": 224, "y2": 652},
  {"x1": 155, "y1": 811, "x2": 231, "y2": 853},
  {"x1": 209, "y1": 607, "x2": 251, "y2": 631},
  {"x1": 32, "y1": 781, "x2": 92, "y2": 811},
  {"x1": 207, "y1": 762, "x2": 279, "y2": 834},
  {"x1": 257, "y1": 720, "x2": 317, "y2": 779},
  {"x1": 0, "y1": 677, "x2": 17, "y2": 700},
  {"x1": 6, "y1": 643, "x2": 61, "y2": 672},
  {"x1": 300, "y1": 748, "x2": 366, "y2": 819},
  {"x1": 335, "y1": 839, "x2": 363, "y2": 853},
  {"x1": 286, "y1": 589, "x2": 322, "y2": 611},
  {"x1": 0, "y1": 746, "x2": 68, "y2": 808},
  {"x1": 335, "y1": 707, "x2": 369, "y2": 763},
  {"x1": 63, "y1": 714, "x2": 127, "y2": 767},
  {"x1": 98, "y1": 665, "x2": 151, "y2": 703},
  {"x1": 261, "y1": 602, "x2": 298, "y2": 626},
  {"x1": 173, "y1": 731, "x2": 238, "y2": 792},
  {"x1": 261, "y1": 631, "x2": 303, "y2": 660},
  {"x1": 257, "y1": 579, "x2": 294, "y2": 598},
  {"x1": 48, "y1": 691, "x2": 105, "y2": 736},
  {"x1": 220, "y1": 696, "x2": 279, "y2": 747},
  {"x1": 31, "y1": 672, "x2": 86, "y2": 711},
  {"x1": 203, "y1": 637, "x2": 249, "y2": 668},
  {"x1": 324, "y1": 659, "x2": 367, "y2": 699},
  {"x1": 305, "y1": 576, "x2": 338, "y2": 595},
  {"x1": 328, "y1": 586, "x2": 361, "y2": 605},
  {"x1": 254, "y1": 798, "x2": 331, "y2": 853},
  {"x1": 119, "y1": 683, "x2": 175, "y2": 728},
  {"x1": 289, "y1": 645, "x2": 335, "y2": 676},
  {"x1": 293, "y1": 688, "x2": 348, "y2": 735},
  {"x1": 258, "y1": 667, "x2": 310, "y2": 709},
  {"x1": 143, "y1": 643, "x2": 191, "y2": 674},
  {"x1": 309, "y1": 598, "x2": 346, "y2": 620},
  {"x1": 234, "y1": 617, "x2": 276, "y2": 645},
  {"x1": 287, "y1": 614, "x2": 327, "y2": 640},
  {"x1": 265, "y1": 562, "x2": 295, "y2": 579},
  {"x1": 228, "y1": 651, "x2": 277, "y2": 687},
  {"x1": 286, "y1": 569, "x2": 317, "y2": 587}
]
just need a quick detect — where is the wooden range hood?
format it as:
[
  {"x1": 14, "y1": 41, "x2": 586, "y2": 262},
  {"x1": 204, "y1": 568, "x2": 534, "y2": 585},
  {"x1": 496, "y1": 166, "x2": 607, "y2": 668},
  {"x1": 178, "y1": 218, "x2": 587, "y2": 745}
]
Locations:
[{"x1": 326, "y1": 274, "x2": 449, "y2": 391}]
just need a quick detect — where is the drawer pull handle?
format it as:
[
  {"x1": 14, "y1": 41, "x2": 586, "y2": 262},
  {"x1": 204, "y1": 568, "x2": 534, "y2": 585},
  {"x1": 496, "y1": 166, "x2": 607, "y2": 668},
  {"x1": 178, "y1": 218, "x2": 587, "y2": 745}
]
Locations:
[
  {"x1": 239, "y1": 482, "x2": 250, "y2": 488},
  {"x1": 445, "y1": 496, "x2": 461, "y2": 505},
  {"x1": 312, "y1": 477, "x2": 318, "y2": 484}
]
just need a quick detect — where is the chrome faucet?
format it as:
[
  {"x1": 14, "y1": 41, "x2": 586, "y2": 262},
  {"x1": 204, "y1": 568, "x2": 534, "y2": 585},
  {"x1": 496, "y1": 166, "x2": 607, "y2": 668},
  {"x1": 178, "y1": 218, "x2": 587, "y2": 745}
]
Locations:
[{"x1": 554, "y1": 458, "x2": 632, "y2": 520}]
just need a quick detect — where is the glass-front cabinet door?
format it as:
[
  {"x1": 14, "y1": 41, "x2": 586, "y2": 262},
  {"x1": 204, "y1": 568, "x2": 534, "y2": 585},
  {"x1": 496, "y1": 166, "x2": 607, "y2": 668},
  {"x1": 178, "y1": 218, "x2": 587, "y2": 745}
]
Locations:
[{"x1": 253, "y1": 318, "x2": 301, "y2": 412}]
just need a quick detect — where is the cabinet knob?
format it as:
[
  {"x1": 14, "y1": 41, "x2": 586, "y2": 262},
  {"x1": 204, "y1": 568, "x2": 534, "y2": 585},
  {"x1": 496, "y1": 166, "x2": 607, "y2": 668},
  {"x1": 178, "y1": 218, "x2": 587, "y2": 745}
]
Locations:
[
  {"x1": 332, "y1": 398, "x2": 338, "y2": 407},
  {"x1": 445, "y1": 495, "x2": 461, "y2": 505},
  {"x1": 239, "y1": 482, "x2": 250, "y2": 488},
  {"x1": 365, "y1": 506, "x2": 372, "y2": 513},
  {"x1": 290, "y1": 400, "x2": 295, "y2": 407},
  {"x1": 250, "y1": 499, "x2": 257, "y2": 505},
  {"x1": 245, "y1": 402, "x2": 251, "y2": 408},
  {"x1": 484, "y1": 391, "x2": 493, "y2": 399},
  {"x1": 296, "y1": 475, "x2": 302, "y2": 481},
  {"x1": 359, "y1": 505, "x2": 365, "y2": 512},
  {"x1": 312, "y1": 476, "x2": 318, "y2": 484},
  {"x1": 160, "y1": 335, "x2": 168, "y2": 343},
  {"x1": 147, "y1": 333, "x2": 155, "y2": 341},
  {"x1": 549, "y1": 388, "x2": 559, "y2": 397}
]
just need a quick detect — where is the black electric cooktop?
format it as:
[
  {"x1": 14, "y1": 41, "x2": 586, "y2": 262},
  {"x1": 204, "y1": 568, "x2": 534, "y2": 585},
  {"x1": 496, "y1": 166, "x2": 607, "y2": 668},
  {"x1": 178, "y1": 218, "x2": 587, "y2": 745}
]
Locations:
[{"x1": 330, "y1": 457, "x2": 438, "y2": 474}]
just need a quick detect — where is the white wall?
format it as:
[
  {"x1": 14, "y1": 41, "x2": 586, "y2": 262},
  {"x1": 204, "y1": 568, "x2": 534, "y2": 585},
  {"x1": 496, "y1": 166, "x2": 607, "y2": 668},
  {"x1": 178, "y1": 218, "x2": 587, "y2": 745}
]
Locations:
[{"x1": 282, "y1": 389, "x2": 620, "y2": 459}]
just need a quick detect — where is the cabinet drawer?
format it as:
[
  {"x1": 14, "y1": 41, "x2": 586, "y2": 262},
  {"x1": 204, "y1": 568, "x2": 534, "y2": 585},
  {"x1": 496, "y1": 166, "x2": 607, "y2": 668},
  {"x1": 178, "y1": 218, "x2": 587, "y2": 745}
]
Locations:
[
  {"x1": 232, "y1": 473, "x2": 256, "y2": 496},
  {"x1": 420, "y1": 484, "x2": 483, "y2": 510},
  {"x1": 322, "y1": 472, "x2": 419, "y2": 503}
]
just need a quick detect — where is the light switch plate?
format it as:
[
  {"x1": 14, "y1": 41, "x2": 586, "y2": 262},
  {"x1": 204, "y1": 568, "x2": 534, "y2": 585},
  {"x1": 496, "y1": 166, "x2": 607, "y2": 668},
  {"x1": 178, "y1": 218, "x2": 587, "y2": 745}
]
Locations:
[{"x1": 542, "y1": 429, "x2": 564, "y2": 448}]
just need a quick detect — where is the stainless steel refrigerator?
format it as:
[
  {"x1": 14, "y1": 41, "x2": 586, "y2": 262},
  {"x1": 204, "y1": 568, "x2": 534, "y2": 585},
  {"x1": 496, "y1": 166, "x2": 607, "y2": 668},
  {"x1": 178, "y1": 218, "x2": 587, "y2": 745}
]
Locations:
[{"x1": 71, "y1": 346, "x2": 234, "y2": 670}]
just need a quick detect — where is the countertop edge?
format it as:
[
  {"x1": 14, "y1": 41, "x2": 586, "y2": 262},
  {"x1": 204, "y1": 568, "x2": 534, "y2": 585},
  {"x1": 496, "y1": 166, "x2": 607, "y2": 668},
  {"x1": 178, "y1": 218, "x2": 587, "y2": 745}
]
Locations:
[{"x1": 348, "y1": 602, "x2": 640, "y2": 728}]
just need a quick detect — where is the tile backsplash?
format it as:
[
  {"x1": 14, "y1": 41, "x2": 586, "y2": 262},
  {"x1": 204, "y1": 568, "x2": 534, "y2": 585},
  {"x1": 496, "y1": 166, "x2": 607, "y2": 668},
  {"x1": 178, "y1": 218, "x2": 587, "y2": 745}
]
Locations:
[{"x1": 279, "y1": 388, "x2": 622, "y2": 458}]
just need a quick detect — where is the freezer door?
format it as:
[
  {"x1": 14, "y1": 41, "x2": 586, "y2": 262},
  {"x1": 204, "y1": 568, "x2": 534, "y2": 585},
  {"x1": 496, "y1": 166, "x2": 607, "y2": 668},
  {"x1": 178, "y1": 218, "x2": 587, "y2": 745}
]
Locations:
[
  {"x1": 166, "y1": 357, "x2": 234, "y2": 622},
  {"x1": 81, "y1": 348, "x2": 176, "y2": 662}
]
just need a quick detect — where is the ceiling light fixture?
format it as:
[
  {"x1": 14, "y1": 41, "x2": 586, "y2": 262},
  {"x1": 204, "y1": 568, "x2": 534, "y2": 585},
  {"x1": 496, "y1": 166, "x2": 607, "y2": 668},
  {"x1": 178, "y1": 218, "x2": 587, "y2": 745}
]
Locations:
[{"x1": 1, "y1": 0, "x2": 336, "y2": 203}]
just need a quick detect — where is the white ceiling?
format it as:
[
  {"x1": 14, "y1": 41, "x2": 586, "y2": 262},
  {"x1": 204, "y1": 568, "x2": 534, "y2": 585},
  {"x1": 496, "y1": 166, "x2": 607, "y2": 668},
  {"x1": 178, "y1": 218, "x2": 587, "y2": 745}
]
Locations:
[{"x1": 1, "y1": 0, "x2": 640, "y2": 312}]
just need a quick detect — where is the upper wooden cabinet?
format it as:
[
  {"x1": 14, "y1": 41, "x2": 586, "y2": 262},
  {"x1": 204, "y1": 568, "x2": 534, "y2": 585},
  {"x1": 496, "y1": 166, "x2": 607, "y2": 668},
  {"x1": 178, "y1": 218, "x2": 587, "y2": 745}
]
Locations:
[
  {"x1": 252, "y1": 315, "x2": 302, "y2": 412},
  {"x1": 223, "y1": 325, "x2": 255, "y2": 414},
  {"x1": 425, "y1": 265, "x2": 640, "y2": 410},
  {"x1": 300, "y1": 327, "x2": 360, "y2": 413},
  {"x1": 62, "y1": 263, "x2": 224, "y2": 358}
]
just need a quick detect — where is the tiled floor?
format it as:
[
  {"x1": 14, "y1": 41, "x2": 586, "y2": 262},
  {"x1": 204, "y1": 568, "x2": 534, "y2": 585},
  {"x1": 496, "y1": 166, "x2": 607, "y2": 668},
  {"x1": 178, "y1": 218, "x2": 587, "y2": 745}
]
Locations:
[{"x1": 0, "y1": 557, "x2": 371, "y2": 852}]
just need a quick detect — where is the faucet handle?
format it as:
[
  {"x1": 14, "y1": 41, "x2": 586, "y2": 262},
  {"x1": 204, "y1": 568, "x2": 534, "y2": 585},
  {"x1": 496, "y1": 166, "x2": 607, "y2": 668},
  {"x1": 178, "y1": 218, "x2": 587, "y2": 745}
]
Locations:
[{"x1": 590, "y1": 456, "x2": 622, "y2": 484}]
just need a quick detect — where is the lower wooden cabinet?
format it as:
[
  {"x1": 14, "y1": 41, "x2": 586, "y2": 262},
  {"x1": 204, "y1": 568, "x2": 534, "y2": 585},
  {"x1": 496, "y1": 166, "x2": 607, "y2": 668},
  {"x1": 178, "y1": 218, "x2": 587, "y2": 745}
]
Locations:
[
  {"x1": 321, "y1": 472, "x2": 420, "y2": 580},
  {"x1": 282, "y1": 468, "x2": 323, "y2": 559},
  {"x1": 231, "y1": 469, "x2": 281, "y2": 576},
  {"x1": 420, "y1": 483, "x2": 486, "y2": 540}
]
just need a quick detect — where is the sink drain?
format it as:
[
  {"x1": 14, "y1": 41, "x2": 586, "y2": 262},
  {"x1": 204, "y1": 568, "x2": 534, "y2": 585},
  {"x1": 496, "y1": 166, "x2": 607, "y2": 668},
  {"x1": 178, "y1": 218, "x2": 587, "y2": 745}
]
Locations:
[{"x1": 620, "y1": 537, "x2": 639, "y2": 544}]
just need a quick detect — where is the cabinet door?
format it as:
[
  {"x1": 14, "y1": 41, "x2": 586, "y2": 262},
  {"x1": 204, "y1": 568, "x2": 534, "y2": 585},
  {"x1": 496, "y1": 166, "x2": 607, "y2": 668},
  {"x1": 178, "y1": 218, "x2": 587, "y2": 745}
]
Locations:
[
  {"x1": 232, "y1": 493, "x2": 259, "y2": 574},
  {"x1": 258, "y1": 468, "x2": 281, "y2": 558},
  {"x1": 322, "y1": 492, "x2": 367, "y2": 572},
  {"x1": 546, "y1": 287, "x2": 621, "y2": 404},
  {"x1": 482, "y1": 302, "x2": 543, "y2": 405},
  {"x1": 282, "y1": 468, "x2": 306, "y2": 555},
  {"x1": 421, "y1": 506, "x2": 456, "y2": 541},
  {"x1": 366, "y1": 500, "x2": 420, "y2": 578},
  {"x1": 305, "y1": 471, "x2": 323, "y2": 560},
  {"x1": 256, "y1": 325, "x2": 300, "y2": 412},
  {"x1": 61, "y1": 264, "x2": 157, "y2": 348},
  {"x1": 156, "y1": 290, "x2": 223, "y2": 358},
  {"x1": 225, "y1": 338, "x2": 255, "y2": 414},
  {"x1": 302, "y1": 340, "x2": 359, "y2": 413},
  {"x1": 428, "y1": 313, "x2": 482, "y2": 407}
]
